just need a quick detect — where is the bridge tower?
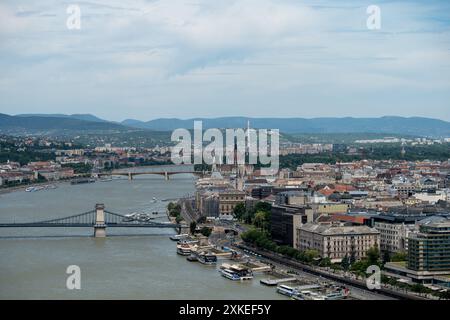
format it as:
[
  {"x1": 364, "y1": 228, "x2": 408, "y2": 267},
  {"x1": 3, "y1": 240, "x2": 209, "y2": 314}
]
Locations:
[{"x1": 94, "y1": 203, "x2": 106, "y2": 238}]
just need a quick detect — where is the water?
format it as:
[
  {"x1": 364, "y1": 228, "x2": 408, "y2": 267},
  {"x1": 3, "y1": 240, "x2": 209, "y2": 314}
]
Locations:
[{"x1": 0, "y1": 173, "x2": 284, "y2": 300}]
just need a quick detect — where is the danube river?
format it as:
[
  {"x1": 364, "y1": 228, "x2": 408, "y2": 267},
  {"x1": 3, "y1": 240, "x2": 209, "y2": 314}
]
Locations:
[{"x1": 0, "y1": 173, "x2": 284, "y2": 300}]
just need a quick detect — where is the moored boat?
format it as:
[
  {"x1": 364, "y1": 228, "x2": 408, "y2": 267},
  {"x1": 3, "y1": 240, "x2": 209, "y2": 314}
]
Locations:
[
  {"x1": 197, "y1": 252, "x2": 217, "y2": 265},
  {"x1": 276, "y1": 285, "x2": 299, "y2": 297},
  {"x1": 176, "y1": 243, "x2": 192, "y2": 256},
  {"x1": 219, "y1": 268, "x2": 241, "y2": 281},
  {"x1": 170, "y1": 234, "x2": 189, "y2": 241}
]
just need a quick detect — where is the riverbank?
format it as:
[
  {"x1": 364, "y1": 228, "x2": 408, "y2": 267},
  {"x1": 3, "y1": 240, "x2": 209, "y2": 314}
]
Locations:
[
  {"x1": 234, "y1": 243, "x2": 431, "y2": 301},
  {"x1": 0, "y1": 180, "x2": 69, "y2": 195}
]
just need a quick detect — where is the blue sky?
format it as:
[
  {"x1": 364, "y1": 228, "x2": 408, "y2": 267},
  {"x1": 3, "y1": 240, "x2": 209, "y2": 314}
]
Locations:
[{"x1": 0, "y1": 0, "x2": 449, "y2": 121}]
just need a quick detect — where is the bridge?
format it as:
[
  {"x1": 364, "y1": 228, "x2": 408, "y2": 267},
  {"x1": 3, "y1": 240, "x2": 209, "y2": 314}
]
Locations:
[
  {"x1": 96, "y1": 165, "x2": 210, "y2": 180},
  {"x1": 0, "y1": 204, "x2": 188, "y2": 237}
]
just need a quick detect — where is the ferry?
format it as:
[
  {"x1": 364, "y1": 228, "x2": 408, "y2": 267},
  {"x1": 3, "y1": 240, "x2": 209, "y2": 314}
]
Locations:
[
  {"x1": 219, "y1": 268, "x2": 241, "y2": 281},
  {"x1": 219, "y1": 264, "x2": 254, "y2": 281},
  {"x1": 197, "y1": 252, "x2": 217, "y2": 265},
  {"x1": 276, "y1": 285, "x2": 299, "y2": 297},
  {"x1": 293, "y1": 286, "x2": 350, "y2": 300},
  {"x1": 170, "y1": 234, "x2": 189, "y2": 241},
  {"x1": 179, "y1": 239, "x2": 200, "y2": 245},
  {"x1": 176, "y1": 243, "x2": 192, "y2": 256}
]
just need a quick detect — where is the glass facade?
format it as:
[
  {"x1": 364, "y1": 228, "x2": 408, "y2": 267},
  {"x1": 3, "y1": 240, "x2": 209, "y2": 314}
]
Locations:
[{"x1": 408, "y1": 223, "x2": 450, "y2": 272}]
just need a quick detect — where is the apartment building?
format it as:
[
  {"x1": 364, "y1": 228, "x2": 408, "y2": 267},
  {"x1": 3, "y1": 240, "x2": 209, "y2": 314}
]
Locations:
[{"x1": 297, "y1": 223, "x2": 380, "y2": 262}]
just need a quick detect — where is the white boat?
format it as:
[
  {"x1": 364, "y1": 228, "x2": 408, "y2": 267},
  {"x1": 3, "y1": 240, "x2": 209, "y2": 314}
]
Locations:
[
  {"x1": 176, "y1": 243, "x2": 192, "y2": 256},
  {"x1": 123, "y1": 213, "x2": 137, "y2": 222},
  {"x1": 219, "y1": 264, "x2": 253, "y2": 281},
  {"x1": 219, "y1": 268, "x2": 241, "y2": 281},
  {"x1": 170, "y1": 234, "x2": 189, "y2": 241},
  {"x1": 26, "y1": 186, "x2": 44, "y2": 192},
  {"x1": 197, "y1": 252, "x2": 217, "y2": 265},
  {"x1": 277, "y1": 285, "x2": 299, "y2": 297}
]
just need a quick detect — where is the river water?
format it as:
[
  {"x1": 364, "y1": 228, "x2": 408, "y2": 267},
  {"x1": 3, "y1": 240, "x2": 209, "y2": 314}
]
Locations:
[{"x1": 0, "y1": 173, "x2": 284, "y2": 300}]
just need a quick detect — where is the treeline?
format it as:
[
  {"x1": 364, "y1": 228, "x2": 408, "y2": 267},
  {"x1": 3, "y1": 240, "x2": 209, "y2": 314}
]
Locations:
[
  {"x1": 233, "y1": 201, "x2": 272, "y2": 231},
  {"x1": 279, "y1": 144, "x2": 450, "y2": 170},
  {"x1": 0, "y1": 150, "x2": 55, "y2": 165},
  {"x1": 62, "y1": 163, "x2": 92, "y2": 174},
  {"x1": 241, "y1": 229, "x2": 320, "y2": 264}
]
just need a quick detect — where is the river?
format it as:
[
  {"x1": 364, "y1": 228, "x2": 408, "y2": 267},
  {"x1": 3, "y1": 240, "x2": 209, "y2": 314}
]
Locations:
[{"x1": 0, "y1": 173, "x2": 284, "y2": 300}]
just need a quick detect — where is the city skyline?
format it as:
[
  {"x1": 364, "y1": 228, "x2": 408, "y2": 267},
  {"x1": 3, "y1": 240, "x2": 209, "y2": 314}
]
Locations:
[{"x1": 1, "y1": 0, "x2": 450, "y2": 121}]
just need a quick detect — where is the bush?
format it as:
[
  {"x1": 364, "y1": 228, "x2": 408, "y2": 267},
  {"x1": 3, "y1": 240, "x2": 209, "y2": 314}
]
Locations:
[{"x1": 200, "y1": 227, "x2": 212, "y2": 237}]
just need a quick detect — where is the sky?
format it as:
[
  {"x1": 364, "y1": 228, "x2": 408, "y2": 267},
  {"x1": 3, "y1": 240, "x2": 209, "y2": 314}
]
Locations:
[{"x1": 0, "y1": 0, "x2": 449, "y2": 122}]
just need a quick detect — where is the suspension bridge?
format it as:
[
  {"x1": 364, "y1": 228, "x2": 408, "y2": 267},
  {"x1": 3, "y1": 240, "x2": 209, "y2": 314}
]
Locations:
[{"x1": 0, "y1": 204, "x2": 188, "y2": 237}]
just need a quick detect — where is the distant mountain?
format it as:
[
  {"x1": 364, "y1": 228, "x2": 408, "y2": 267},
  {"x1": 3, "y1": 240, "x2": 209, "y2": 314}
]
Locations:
[
  {"x1": 121, "y1": 119, "x2": 149, "y2": 129},
  {"x1": 121, "y1": 116, "x2": 450, "y2": 137},
  {"x1": 0, "y1": 113, "x2": 129, "y2": 135},
  {"x1": 16, "y1": 113, "x2": 108, "y2": 123},
  {"x1": 3, "y1": 113, "x2": 450, "y2": 138}
]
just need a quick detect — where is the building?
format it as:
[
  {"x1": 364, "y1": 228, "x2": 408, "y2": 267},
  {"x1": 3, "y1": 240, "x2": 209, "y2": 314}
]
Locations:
[
  {"x1": 270, "y1": 204, "x2": 313, "y2": 248},
  {"x1": 384, "y1": 219, "x2": 450, "y2": 286},
  {"x1": 195, "y1": 190, "x2": 220, "y2": 217},
  {"x1": 408, "y1": 221, "x2": 450, "y2": 274},
  {"x1": 218, "y1": 189, "x2": 246, "y2": 217},
  {"x1": 297, "y1": 223, "x2": 380, "y2": 262},
  {"x1": 275, "y1": 191, "x2": 308, "y2": 206},
  {"x1": 372, "y1": 214, "x2": 425, "y2": 254},
  {"x1": 312, "y1": 203, "x2": 350, "y2": 216}
]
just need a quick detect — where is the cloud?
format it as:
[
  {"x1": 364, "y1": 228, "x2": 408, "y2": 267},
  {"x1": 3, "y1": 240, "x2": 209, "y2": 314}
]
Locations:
[{"x1": 0, "y1": 0, "x2": 449, "y2": 121}]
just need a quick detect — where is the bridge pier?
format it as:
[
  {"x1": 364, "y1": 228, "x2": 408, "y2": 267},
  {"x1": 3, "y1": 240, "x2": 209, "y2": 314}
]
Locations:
[
  {"x1": 128, "y1": 172, "x2": 134, "y2": 181},
  {"x1": 164, "y1": 171, "x2": 169, "y2": 181},
  {"x1": 94, "y1": 203, "x2": 106, "y2": 238}
]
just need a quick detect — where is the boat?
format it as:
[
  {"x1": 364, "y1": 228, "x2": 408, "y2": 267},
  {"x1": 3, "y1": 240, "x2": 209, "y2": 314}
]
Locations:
[
  {"x1": 186, "y1": 253, "x2": 198, "y2": 262},
  {"x1": 170, "y1": 234, "x2": 189, "y2": 241},
  {"x1": 276, "y1": 285, "x2": 299, "y2": 297},
  {"x1": 219, "y1": 268, "x2": 241, "y2": 281},
  {"x1": 197, "y1": 252, "x2": 217, "y2": 265},
  {"x1": 219, "y1": 264, "x2": 254, "y2": 281},
  {"x1": 71, "y1": 178, "x2": 95, "y2": 185},
  {"x1": 123, "y1": 213, "x2": 137, "y2": 222},
  {"x1": 176, "y1": 243, "x2": 192, "y2": 256},
  {"x1": 26, "y1": 186, "x2": 45, "y2": 192},
  {"x1": 99, "y1": 178, "x2": 113, "y2": 182},
  {"x1": 179, "y1": 238, "x2": 200, "y2": 245}
]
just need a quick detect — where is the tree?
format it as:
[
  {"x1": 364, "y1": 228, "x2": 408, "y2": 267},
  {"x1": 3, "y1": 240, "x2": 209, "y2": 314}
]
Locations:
[
  {"x1": 349, "y1": 252, "x2": 356, "y2": 266},
  {"x1": 391, "y1": 252, "x2": 407, "y2": 262},
  {"x1": 253, "y1": 211, "x2": 267, "y2": 229},
  {"x1": 319, "y1": 257, "x2": 332, "y2": 267},
  {"x1": 233, "y1": 202, "x2": 246, "y2": 221},
  {"x1": 200, "y1": 227, "x2": 212, "y2": 237},
  {"x1": 366, "y1": 247, "x2": 380, "y2": 265},
  {"x1": 341, "y1": 255, "x2": 350, "y2": 271},
  {"x1": 190, "y1": 221, "x2": 197, "y2": 234},
  {"x1": 383, "y1": 251, "x2": 391, "y2": 264}
]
